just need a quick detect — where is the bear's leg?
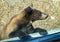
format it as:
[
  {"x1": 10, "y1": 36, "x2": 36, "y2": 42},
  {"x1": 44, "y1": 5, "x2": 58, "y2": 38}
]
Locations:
[
  {"x1": 34, "y1": 28, "x2": 48, "y2": 35},
  {"x1": 9, "y1": 24, "x2": 27, "y2": 37},
  {"x1": 9, "y1": 28, "x2": 29, "y2": 38},
  {"x1": 26, "y1": 22, "x2": 48, "y2": 35}
]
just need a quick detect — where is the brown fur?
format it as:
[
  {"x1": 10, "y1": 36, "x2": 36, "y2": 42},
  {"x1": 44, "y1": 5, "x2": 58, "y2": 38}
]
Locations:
[{"x1": 0, "y1": 6, "x2": 48, "y2": 40}]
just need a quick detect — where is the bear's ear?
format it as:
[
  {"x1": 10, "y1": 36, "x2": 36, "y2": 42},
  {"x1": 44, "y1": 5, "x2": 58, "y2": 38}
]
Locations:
[{"x1": 25, "y1": 6, "x2": 33, "y2": 15}]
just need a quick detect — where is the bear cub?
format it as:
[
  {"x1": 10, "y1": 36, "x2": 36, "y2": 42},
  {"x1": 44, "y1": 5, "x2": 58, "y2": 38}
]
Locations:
[{"x1": 0, "y1": 6, "x2": 48, "y2": 40}]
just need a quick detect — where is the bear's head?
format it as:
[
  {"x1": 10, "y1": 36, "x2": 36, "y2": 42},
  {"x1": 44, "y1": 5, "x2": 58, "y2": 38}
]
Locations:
[{"x1": 24, "y1": 6, "x2": 48, "y2": 22}]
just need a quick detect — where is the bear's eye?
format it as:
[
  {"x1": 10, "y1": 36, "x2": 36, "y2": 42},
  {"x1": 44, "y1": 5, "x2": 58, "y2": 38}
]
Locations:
[
  {"x1": 38, "y1": 13, "x2": 42, "y2": 17},
  {"x1": 37, "y1": 11, "x2": 42, "y2": 16}
]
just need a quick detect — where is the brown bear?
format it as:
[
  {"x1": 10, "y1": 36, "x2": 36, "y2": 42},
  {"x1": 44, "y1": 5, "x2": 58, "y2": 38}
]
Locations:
[{"x1": 0, "y1": 6, "x2": 48, "y2": 40}]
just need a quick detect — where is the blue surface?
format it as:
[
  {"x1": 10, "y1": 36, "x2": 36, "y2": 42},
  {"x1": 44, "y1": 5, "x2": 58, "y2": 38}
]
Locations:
[{"x1": 1, "y1": 32, "x2": 60, "y2": 42}]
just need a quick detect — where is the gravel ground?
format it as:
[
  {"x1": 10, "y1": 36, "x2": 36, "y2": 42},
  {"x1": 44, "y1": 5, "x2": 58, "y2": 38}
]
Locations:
[{"x1": 0, "y1": 0, "x2": 60, "y2": 32}]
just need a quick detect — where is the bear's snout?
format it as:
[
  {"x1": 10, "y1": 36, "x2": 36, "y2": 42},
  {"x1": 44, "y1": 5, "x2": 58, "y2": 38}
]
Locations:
[{"x1": 40, "y1": 13, "x2": 48, "y2": 20}]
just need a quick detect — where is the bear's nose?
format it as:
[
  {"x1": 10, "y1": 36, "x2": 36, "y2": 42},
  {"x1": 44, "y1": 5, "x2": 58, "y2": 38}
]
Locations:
[{"x1": 25, "y1": 6, "x2": 33, "y2": 14}]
